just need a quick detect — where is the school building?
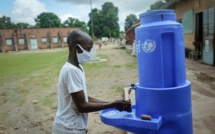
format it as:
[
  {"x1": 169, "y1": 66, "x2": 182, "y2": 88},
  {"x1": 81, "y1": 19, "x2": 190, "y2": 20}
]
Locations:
[
  {"x1": 126, "y1": 0, "x2": 215, "y2": 65},
  {"x1": 0, "y1": 27, "x2": 79, "y2": 53}
]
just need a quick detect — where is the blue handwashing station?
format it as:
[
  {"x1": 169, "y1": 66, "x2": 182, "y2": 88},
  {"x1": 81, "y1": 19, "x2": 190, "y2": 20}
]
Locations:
[{"x1": 100, "y1": 10, "x2": 193, "y2": 134}]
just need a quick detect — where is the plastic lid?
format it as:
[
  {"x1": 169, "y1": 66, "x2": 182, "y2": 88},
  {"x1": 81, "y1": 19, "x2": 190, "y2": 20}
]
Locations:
[{"x1": 139, "y1": 9, "x2": 175, "y2": 18}]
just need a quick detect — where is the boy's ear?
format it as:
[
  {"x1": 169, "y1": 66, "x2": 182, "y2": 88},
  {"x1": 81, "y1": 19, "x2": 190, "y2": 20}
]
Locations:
[
  {"x1": 75, "y1": 45, "x2": 78, "y2": 49},
  {"x1": 75, "y1": 45, "x2": 79, "y2": 51},
  {"x1": 76, "y1": 45, "x2": 83, "y2": 53}
]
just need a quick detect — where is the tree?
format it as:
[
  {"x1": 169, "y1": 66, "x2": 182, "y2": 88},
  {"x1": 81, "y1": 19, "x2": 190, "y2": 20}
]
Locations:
[
  {"x1": 124, "y1": 14, "x2": 138, "y2": 32},
  {"x1": 150, "y1": 0, "x2": 166, "y2": 10},
  {"x1": 88, "y1": 8, "x2": 103, "y2": 37},
  {"x1": 88, "y1": 2, "x2": 120, "y2": 38},
  {"x1": 35, "y1": 12, "x2": 61, "y2": 28},
  {"x1": 0, "y1": 16, "x2": 15, "y2": 29},
  {"x1": 101, "y1": 2, "x2": 119, "y2": 37},
  {"x1": 63, "y1": 17, "x2": 88, "y2": 33},
  {"x1": 15, "y1": 22, "x2": 30, "y2": 28}
]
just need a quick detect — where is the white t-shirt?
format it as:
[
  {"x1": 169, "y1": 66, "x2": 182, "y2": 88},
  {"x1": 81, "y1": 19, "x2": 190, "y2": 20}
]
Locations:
[{"x1": 53, "y1": 62, "x2": 88, "y2": 133}]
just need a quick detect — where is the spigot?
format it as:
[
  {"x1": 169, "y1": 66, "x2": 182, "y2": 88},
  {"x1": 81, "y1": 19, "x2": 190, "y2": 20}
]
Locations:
[{"x1": 128, "y1": 84, "x2": 136, "y2": 103}]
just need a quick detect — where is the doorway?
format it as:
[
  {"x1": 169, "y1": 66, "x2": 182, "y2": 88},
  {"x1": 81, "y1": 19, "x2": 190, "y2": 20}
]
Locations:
[
  {"x1": 30, "y1": 39, "x2": 38, "y2": 50},
  {"x1": 194, "y1": 12, "x2": 203, "y2": 58}
]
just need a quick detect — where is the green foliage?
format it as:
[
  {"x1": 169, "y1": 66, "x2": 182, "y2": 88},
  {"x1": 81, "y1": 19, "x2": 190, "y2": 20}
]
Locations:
[
  {"x1": 101, "y1": 2, "x2": 120, "y2": 37},
  {"x1": 16, "y1": 22, "x2": 30, "y2": 28},
  {"x1": 150, "y1": 0, "x2": 166, "y2": 10},
  {"x1": 0, "y1": 16, "x2": 32, "y2": 29},
  {"x1": 165, "y1": 0, "x2": 171, "y2": 2},
  {"x1": 124, "y1": 14, "x2": 138, "y2": 31},
  {"x1": 0, "y1": 16, "x2": 16, "y2": 29},
  {"x1": 88, "y1": 2, "x2": 120, "y2": 38},
  {"x1": 35, "y1": 12, "x2": 61, "y2": 28},
  {"x1": 88, "y1": 8, "x2": 103, "y2": 37},
  {"x1": 63, "y1": 17, "x2": 88, "y2": 33}
]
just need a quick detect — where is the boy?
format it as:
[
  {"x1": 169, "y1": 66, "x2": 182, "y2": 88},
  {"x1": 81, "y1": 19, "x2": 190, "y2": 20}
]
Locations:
[{"x1": 53, "y1": 30, "x2": 131, "y2": 134}]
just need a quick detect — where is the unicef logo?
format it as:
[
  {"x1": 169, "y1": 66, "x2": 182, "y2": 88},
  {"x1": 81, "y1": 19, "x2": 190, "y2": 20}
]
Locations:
[{"x1": 142, "y1": 39, "x2": 156, "y2": 53}]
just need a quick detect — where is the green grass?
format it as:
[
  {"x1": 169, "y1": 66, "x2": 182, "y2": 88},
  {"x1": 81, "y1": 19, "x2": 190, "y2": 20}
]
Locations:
[
  {"x1": 41, "y1": 96, "x2": 55, "y2": 106},
  {"x1": 0, "y1": 48, "x2": 137, "y2": 106},
  {"x1": 113, "y1": 65, "x2": 121, "y2": 68},
  {"x1": 0, "y1": 50, "x2": 68, "y2": 86},
  {"x1": 0, "y1": 91, "x2": 7, "y2": 96},
  {"x1": 0, "y1": 50, "x2": 69, "y2": 107},
  {"x1": 110, "y1": 86, "x2": 124, "y2": 93},
  {"x1": 125, "y1": 61, "x2": 137, "y2": 69},
  {"x1": 0, "y1": 50, "x2": 67, "y2": 75},
  {"x1": 82, "y1": 53, "x2": 110, "y2": 76},
  {"x1": 0, "y1": 97, "x2": 8, "y2": 104}
]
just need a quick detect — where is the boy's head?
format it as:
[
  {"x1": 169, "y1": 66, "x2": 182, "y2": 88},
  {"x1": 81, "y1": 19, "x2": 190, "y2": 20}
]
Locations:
[
  {"x1": 67, "y1": 30, "x2": 93, "y2": 64},
  {"x1": 67, "y1": 30, "x2": 93, "y2": 53}
]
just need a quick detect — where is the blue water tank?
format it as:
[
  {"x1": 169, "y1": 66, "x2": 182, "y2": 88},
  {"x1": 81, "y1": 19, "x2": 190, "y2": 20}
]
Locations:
[
  {"x1": 135, "y1": 10, "x2": 186, "y2": 88},
  {"x1": 135, "y1": 9, "x2": 193, "y2": 134},
  {"x1": 100, "y1": 10, "x2": 193, "y2": 134}
]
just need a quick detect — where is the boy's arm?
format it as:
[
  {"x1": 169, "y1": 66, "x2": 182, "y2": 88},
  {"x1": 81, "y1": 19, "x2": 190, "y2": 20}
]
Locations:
[
  {"x1": 71, "y1": 90, "x2": 131, "y2": 113},
  {"x1": 88, "y1": 96, "x2": 108, "y2": 103}
]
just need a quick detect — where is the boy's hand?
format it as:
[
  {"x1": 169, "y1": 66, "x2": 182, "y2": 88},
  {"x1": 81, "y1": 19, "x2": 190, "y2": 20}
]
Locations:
[{"x1": 114, "y1": 100, "x2": 132, "y2": 112}]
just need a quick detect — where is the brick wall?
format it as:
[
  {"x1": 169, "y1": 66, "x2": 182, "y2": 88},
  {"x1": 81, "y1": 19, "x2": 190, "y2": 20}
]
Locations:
[{"x1": 0, "y1": 27, "x2": 80, "y2": 52}]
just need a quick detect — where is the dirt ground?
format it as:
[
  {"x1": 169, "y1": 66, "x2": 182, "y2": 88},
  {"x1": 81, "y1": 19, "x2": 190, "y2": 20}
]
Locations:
[
  {"x1": 0, "y1": 43, "x2": 215, "y2": 134},
  {"x1": 186, "y1": 59, "x2": 215, "y2": 134}
]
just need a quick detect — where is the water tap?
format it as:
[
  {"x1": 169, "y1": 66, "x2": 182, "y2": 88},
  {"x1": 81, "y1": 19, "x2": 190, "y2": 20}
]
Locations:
[{"x1": 128, "y1": 84, "x2": 136, "y2": 103}]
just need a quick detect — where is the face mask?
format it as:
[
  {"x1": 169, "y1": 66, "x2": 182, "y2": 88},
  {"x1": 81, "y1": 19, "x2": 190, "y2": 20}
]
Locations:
[{"x1": 76, "y1": 44, "x2": 93, "y2": 64}]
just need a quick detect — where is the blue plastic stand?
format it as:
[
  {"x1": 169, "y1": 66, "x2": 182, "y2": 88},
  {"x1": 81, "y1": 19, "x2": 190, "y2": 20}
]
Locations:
[
  {"x1": 100, "y1": 105, "x2": 162, "y2": 131},
  {"x1": 100, "y1": 9, "x2": 193, "y2": 134}
]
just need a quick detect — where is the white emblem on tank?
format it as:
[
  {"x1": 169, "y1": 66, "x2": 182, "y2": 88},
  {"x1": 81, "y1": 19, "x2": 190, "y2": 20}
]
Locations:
[
  {"x1": 136, "y1": 40, "x2": 141, "y2": 54},
  {"x1": 142, "y1": 39, "x2": 156, "y2": 53}
]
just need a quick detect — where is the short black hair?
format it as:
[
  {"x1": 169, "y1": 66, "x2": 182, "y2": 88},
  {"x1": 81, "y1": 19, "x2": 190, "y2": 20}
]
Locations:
[
  {"x1": 67, "y1": 30, "x2": 82, "y2": 48},
  {"x1": 67, "y1": 30, "x2": 93, "y2": 53}
]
